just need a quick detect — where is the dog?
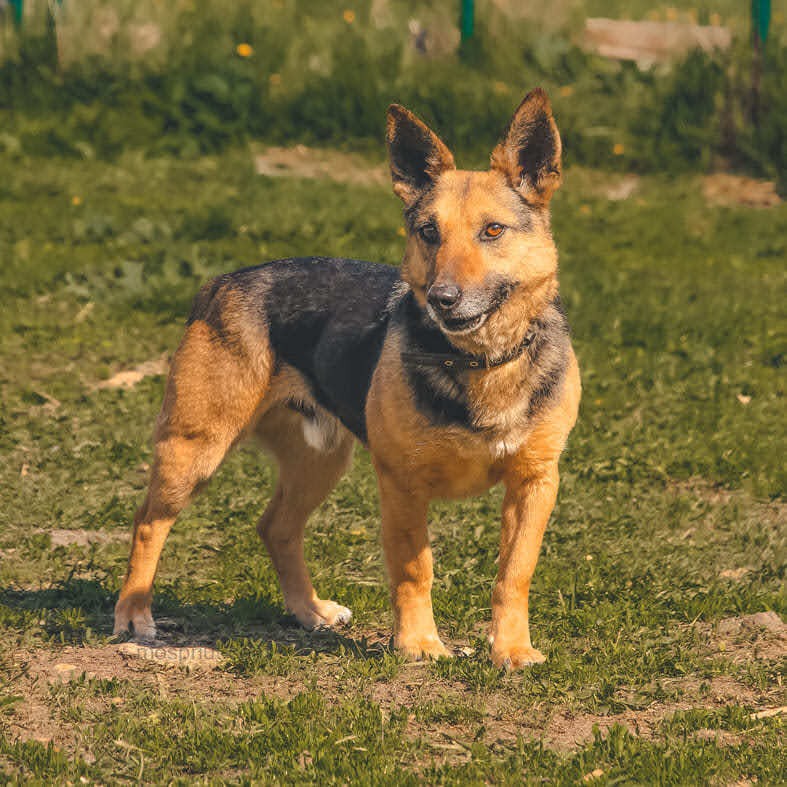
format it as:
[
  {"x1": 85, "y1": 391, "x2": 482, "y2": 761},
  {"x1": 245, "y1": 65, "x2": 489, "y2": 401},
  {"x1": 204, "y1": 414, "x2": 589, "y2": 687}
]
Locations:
[{"x1": 114, "y1": 88, "x2": 581, "y2": 669}]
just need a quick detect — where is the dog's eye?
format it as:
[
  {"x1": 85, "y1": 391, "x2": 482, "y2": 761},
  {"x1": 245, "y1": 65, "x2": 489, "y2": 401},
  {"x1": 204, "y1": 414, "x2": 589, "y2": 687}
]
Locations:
[
  {"x1": 418, "y1": 223, "x2": 439, "y2": 244},
  {"x1": 483, "y1": 223, "x2": 505, "y2": 239}
]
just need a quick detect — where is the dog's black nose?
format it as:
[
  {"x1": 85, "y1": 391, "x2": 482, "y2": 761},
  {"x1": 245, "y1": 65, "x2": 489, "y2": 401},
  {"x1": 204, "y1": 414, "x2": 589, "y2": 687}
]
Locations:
[{"x1": 427, "y1": 283, "x2": 462, "y2": 311}]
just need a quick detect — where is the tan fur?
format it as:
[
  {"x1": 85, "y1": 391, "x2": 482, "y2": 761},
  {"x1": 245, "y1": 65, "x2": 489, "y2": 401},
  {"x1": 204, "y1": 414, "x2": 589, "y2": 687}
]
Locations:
[
  {"x1": 490, "y1": 87, "x2": 562, "y2": 206},
  {"x1": 369, "y1": 89, "x2": 579, "y2": 666},
  {"x1": 386, "y1": 104, "x2": 455, "y2": 206},
  {"x1": 115, "y1": 311, "x2": 273, "y2": 640},
  {"x1": 255, "y1": 406, "x2": 355, "y2": 628},
  {"x1": 366, "y1": 337, "x2": 580, "y2": 664},
  {"x1": 115, "y1": 90, "x2": 581, "y2": 669},
  {"x1": 402, "y1": 169, "x2": 559, "y2": 359}
]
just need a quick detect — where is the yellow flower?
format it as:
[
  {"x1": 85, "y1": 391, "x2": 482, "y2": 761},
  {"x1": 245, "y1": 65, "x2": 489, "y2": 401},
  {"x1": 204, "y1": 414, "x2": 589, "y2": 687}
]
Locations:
[
  {"x1": 269, "y1": 73, "x2": 281, "y2": 87},
  {"x1": 613, "y1": 143, "x2": 625, "y2": 156},
  {"x1": 236, "y1": 43, "x2": 253, "y2": 58},
  {"x1": 397, "y1": 226, "x2": 406, "y2": 237},
  {"x1": 709, "y1": 13, "x2": 722, "y2": 27},
  {"x1": 665, "y1": 7, "x2": 678, "y2": 21},
  {"x1": 492, "y1": 81, "x2": 509, "y2": 96},
  {"x1": 580, "y1": 204, "x2": 591, "y2": 216},
  {"x1": 343, "y1": 9, "x2": 355, "y2": 24},
  {"x1": 559, "y1": 85, "x2": 574, "y2": 98},
  {"x1": 71, "y1": 195, "x2": 82, "y2": 206}
]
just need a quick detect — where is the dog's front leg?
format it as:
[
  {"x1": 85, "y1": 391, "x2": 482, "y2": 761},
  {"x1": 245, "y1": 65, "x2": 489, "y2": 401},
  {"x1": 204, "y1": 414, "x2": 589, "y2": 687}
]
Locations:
[
  {"x1": 489, "y1": 465, "x2": 559, "y2": 668},
  {"x1": 376, "y1": 468, "x2": 449, "y2": 660}
]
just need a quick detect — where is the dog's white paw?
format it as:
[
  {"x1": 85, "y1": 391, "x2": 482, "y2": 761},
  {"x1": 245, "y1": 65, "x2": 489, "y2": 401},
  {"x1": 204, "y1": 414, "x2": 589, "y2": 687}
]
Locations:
[
  {"x1": 395, "y1": 634, "x2": 451, "y2": 661},
  {"x1": 114, "y1": 598, "x2": 157, "y2": 642},
  {"x1": 291, "y1": 598, "x2": 352, "y2": 630},
  {"x1": 490, "y1": 644, "x2": 546, "y2": 669}
]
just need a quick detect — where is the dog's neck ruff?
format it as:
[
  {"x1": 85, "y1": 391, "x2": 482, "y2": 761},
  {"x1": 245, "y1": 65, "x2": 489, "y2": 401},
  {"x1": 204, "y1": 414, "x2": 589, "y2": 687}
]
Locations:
[{"x1": 401, "y1": 329, "x2": 536, "y2": 371}]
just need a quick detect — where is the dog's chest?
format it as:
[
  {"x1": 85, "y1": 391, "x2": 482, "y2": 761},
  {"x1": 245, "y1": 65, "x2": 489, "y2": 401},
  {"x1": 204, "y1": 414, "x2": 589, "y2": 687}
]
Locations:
[
  {"x1": 412, "y1": 380, "x2": 533, "y2": 495},
  {"x1": 407, "y1": 358, "x2": 531, "y2": 431},
  {"x1": 404, "y1": 432, "x2": 507, "y2": 497},
  {"x1": 477, "y1": 406, "x2": 531, "y2": 461}
]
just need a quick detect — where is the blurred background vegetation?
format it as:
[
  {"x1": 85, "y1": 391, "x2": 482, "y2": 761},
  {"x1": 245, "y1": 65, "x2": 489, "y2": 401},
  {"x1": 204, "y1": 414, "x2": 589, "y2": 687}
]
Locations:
[{"x1": 0, "y1": 0, "x2": 784, "y2": 186}]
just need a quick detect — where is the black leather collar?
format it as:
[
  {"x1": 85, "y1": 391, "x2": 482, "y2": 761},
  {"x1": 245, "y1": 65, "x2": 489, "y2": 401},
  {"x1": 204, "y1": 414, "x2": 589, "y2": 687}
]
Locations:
[{"x1": 401, "y1": 330, "x2": 536, "y2": 371}]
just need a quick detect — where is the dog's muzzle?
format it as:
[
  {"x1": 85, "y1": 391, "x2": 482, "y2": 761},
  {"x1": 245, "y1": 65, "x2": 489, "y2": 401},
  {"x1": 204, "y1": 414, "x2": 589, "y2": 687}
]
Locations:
[{"x1": 426, "y1": 279, "x2": 514, "y2": 335}]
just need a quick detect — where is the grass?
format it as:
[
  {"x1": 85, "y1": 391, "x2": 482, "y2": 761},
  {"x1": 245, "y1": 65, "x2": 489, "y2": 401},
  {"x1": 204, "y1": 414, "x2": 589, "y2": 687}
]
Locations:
[
  {"x1": 2, "y1": 1, "x2": 786, "y2": 181},
  {"x1": 0, "y1": 146, "x2": 785, "y2": 784}
]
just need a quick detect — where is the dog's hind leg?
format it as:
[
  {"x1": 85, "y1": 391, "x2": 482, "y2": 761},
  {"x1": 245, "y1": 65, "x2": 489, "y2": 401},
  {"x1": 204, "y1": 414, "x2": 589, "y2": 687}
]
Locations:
[
  {"x1": 114, "y1": 315, "x2": 271, "y2": 641},
  {"x1": 255, "y1": 407, "x2": 355, "y2": 629}
]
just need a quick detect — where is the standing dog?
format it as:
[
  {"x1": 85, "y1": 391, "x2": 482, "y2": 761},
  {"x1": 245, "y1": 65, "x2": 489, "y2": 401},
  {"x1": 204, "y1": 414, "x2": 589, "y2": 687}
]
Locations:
[{"x1": 114, "y1": 88, "x2": 581, "y2": 668}]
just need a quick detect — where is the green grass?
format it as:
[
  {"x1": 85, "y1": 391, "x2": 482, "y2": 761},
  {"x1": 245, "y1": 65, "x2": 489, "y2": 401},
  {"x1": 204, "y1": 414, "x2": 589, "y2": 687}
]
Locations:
[
  {"x1": 0, "y1": 149, "x2": 785, "y2": 784},
  {"x1": 2, "y1": 1, "x2": 786, "y2": 181}
]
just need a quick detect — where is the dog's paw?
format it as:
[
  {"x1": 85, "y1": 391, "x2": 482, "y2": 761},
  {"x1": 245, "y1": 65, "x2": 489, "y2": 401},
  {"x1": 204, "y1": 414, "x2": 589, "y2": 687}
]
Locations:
[
  {"x1": 395, "y1": 634, "x2": 452, "y2": 661},
  {"x1": 490, "y1": 644, "x2": 546, "y2": 670},
  {"x1": 113, "y1": 598, "x2": 157, "y2": 643},
  {"x1": 292, "y1": 598, "x2": 353, "y2": 630}
]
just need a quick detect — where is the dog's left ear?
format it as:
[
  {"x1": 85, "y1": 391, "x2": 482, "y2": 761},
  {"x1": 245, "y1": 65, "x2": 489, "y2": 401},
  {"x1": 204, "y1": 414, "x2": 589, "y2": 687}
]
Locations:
[
  {"x1": 491, "y1": 88, "x2": 562, "y2": 207},
  {"x1": 386, "y1": 104, "x2": 455, "y2": 207}
]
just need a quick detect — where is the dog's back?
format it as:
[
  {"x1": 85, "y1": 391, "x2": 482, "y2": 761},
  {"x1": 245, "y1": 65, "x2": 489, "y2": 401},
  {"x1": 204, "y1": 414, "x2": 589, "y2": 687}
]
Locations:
[{"x1": 188, "y1": 257, "x2": 402, "y2": 442}]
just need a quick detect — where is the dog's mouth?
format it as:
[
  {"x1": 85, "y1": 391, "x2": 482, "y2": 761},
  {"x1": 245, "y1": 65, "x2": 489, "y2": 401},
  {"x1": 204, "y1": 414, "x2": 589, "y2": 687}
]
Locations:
[
  {"x1": 426, "y1": 284, "x2": 514, "y2": 336},
  {"x1": 438, "y1": 311, "x2": 489, "y2": 334}
]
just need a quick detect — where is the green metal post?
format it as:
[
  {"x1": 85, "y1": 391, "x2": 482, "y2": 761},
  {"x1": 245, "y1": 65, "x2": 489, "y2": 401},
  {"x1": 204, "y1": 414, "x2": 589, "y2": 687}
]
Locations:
[
  {"x1": 8, "y1": 0, "x2": 24, "y2": 27},
  {"x1": 752, "y1": 0, "x2": 771, "y2": 43},
  {"x1": 460, "y1": 0, "x2": 474, "y2": 43},
  {"x1": 750, "y1": 0, "x2": 771, "y2": 124}
]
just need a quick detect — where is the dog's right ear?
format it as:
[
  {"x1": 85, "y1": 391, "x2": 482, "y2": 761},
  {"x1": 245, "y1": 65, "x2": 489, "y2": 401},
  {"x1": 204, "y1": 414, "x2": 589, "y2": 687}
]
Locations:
[{"x1": 386, "y1": 105, "x2": 455, "y2": 207}]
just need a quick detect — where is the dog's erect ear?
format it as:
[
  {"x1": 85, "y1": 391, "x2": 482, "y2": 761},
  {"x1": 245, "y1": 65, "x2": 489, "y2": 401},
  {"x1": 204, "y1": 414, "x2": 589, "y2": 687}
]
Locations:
[
  {"x1": 491, "y1": 88, "x2": 562, "y2": 206},
  {"x1": 386, "y1": 104, "x2": 455, "y2": 206}
]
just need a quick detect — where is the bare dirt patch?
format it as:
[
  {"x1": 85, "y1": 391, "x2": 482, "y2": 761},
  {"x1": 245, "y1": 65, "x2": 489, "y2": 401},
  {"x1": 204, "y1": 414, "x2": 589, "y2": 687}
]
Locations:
[
  {"x1": 702, "y1": 174, "x2": 782, "y2": 209},
  {"x1": 247, "y1": 152, "x2": 784, "y2": 216},
  {"x1": 582, "y1": 18, "x2": 731, "y2": 68},
  {"x1": 15, "y1": 644, "x2": 221, "y2": 687},
  {"x1": 602, "y1": 174, "x2": 640, "y2": 201},
  {"x1": 4, "y1": 642, "x2": 279, "y2": 751},
  {"x1": 43, "y1": 528, "x2": 128, "y2": 548},
  {"x1": 5, "y1": 634, "x2": 783, "y2": 771},
  {"x1": 397, "y1": 672, "x2": 776, "y2": 762},
  {"x1": 718, "y1": 611, "x2": 785, "y2": 637},
  {"x1": 116, "y1": 641, "x2": 224, "y2": 668},
  {"x1": 543, "y1": 675, "x2": 769, "y2": 751},
  {"x1": 94, "y1": 354, "x2": 169, "y2": 391},
  {"x1": 668, "y1": 477, "x2": 786, "y2": 525},
  {"x1": 705, "y1": 612, "x2": 787, "y2": 663},
  {"x1": 253, "y1": 145, "x2": 388, "y2": 188},
  {"x1": 5, "y1": 635, "x2": 476, "y2": 767}
]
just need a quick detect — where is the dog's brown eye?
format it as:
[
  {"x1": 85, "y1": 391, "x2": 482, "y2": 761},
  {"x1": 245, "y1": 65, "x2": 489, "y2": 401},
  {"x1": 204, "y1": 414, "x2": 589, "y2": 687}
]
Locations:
[
  {"x1": 483, "y1": 223, "x2": 505, "y2": 239},
  {"x1": 418, "y1": 223, "x2": 439, "y2": 244}
]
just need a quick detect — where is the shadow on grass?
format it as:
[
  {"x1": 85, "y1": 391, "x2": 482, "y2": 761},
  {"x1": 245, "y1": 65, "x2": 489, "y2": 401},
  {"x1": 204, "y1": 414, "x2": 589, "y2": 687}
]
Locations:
[{"x1": 0, "y1": 579, "x2": 391, "y2": 660}]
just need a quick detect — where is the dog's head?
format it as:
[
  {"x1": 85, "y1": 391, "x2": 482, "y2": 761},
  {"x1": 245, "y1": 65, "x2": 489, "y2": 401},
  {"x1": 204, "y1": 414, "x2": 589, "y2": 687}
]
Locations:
[{"x1": 387, "y1": 89, "x2": 561, "y2": 354}]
